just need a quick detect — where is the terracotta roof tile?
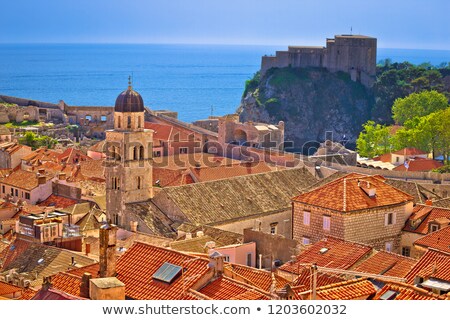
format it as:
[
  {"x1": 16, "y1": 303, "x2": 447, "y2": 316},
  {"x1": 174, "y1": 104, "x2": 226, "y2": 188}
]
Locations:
[
  {"x1": 433, "y1": 198, "x2": 450, "y2": 209},
  {"x1": 394, "y1": 158, "x2": 444, "y2": 172},
  {"x1": 32, "y1": 287, "x2": 86, "y2": 300},
  {"x1": 0, "y1": 169, "x2": 52, "y2": 190},
  {"x1": 198, "y1": 276, "x2": 271, "y2": 300},
  {"x1": 153, "y1": 167, "x2": 193, "y2": 187},
  {"x1": 414, "y1": 226, "x2": 450, "y2": 253},
  {"x1": 354, "y1": 251, "x2": 417, "y2": 278},
  {"x1": 224, "y1": 263, "x2": 290, "y2": 292},
  {"x1": 293, "y1": 173, "x2": 413, "y2": 212},
  {"x1": 38, "y1": 194, "x2": 79, "y2": 209},
  {"x1": 21, "y1": 147, "x2": 60, "y2": 164},
  {"x1": 56, "y1": 148, "x2": 91, "y2": 164},
  {"x1": 0, "y1": 281, "x2": 22, "y2": 296},
  {"x1": 315, "y1": 278, "x2": 376, "y2": 300},
  {"x1": 115, "y1": 242, "x2": 211, "y2": 300},
  {"x1": 279, "y1": 237, "x2": 373, "y2": 274},
  {"x1": 405, "y1": 249, "x2": 450, "y2": 284},
  {"x1": 189, "y1": 162, "x2": 273, "y2": 182},
  {"x1": 373, "y1": 282, "x2": 445, "y2": 300},
  {"x1": 51, "y1": 273, "x2": 84, "y2": 297},
  {"x1": 144, "y1": 122, "x2": 173, "y2": 141},
  {"x1": 66, "y1": 263, "x2": 100, "y2": 278},
  {"x1": 403, "y1": 205, "x2": 450, "y2": 234}
]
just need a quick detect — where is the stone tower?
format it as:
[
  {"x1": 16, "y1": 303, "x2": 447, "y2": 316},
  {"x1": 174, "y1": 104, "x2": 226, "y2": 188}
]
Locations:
[{"x1": 105, "y1": 78, "x2": 153, "y2": 228}]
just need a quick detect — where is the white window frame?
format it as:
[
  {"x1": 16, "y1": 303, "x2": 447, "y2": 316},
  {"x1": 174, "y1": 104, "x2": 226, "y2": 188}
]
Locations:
[
  {"x1": 303, "y1": 211, "x2": 310, "y2": 226},
  {"x1": 430, "y1": 224, "x2": 439, "y2": 233},
  {"x1": 323, "y1": 215, "x2": 331, "y2": 231},
  {"x1": 385, "y1": 212, "x2": 396, "y2": 226},
  {"x1": 270, "y1": 223, "x2": 278, "y2": 235},
  {"x1": 385, "y1": 242, "x2": 393, "y2": 252}
]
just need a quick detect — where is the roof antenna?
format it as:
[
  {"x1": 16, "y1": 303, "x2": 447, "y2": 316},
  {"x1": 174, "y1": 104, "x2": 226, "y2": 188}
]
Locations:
[
  {"x1": 128, "y1": 75, "x2": 132, "y2": 90},
  {"x1": 350, "y1": 26, "x2": 353, "y2": 35}
]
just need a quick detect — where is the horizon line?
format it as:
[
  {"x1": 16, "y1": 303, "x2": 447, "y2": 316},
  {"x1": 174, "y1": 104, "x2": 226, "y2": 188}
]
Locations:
[{"x1": 0, "y1": 41, "x2": 450, "y2": 52}]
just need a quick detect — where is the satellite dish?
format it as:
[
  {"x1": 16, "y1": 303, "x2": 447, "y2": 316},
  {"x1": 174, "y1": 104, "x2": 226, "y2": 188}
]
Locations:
[{"x1": 37, "y1": 258, "x2": 44, "y2": 264}]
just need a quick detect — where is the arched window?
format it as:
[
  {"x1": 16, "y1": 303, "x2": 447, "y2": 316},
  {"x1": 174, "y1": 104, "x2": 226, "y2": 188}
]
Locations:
[
  {"x1": 138, "y1": 116, "x2": 141, "y2": 128},
  {"x1": 127, "y1": 116, "x2": 132, "y2": 129},
  {"x1": 139, "y1": 146, "x2": 144, "y2": 160},
  {"x1": 118, "y1": 116, "x2": 121, "y2": 128},
  {"x1": 137, "y1": 176, "x2": 142, "y2": 189}
]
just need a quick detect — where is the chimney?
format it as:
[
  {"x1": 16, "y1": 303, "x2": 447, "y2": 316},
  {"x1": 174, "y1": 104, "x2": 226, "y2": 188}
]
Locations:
[
  {"x1": 37, "y1": 174, "x2": 47, "y2": 185},
  {"x1": 129, "y1": 221, "x2": 138, "y2": 232},
  {"x1": 80, "y1": 272, "x2": 92, "y2": 298},
  {"x1": 89, "y1": 277, "x2": 125, "y2": 300},
  {"x1": 425, "y1": 199, "x2": 433, "y2": 206},
  {"x1": 99, "y1": 223, "x2": 118, "y2": 278},
  {"x1": 38, "y1": 168, "x2": 46, "y2": 175},
  {"x1": 58, "y1": 172, "x2": 67, "y2": 180},
  {"x1": 185, "y1": 232, "x2": 192, "y2": 240},
  {"x1": 196, "y1": 231, "x2": 204, "y2": 237},
  {"x1": 42, "y1": 276, "x2": 52, "y2": 291},
  {"x1": 208, "y1": 251, "x2": 224, "y2": 278}
]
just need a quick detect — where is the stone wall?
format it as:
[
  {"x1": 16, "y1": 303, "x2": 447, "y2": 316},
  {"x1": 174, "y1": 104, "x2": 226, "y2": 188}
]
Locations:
[
  {"x1": 292, "y1": 201, "x2": 414, "y2": 253},
  {"x1": 243, "y1": 229, "x2": 298, "y2": 268}
]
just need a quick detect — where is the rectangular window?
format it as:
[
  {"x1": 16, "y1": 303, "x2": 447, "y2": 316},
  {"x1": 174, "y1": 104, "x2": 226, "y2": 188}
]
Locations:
[
  {"x1": 401, "y1": 247, "x2": 411, "y2": 257},
  {"x1": 270, "y1": 223, "x2": 278, "y2": 235},
  {"x1": 11, "y1": 188, "x2": 14, "y2": 196},
  {"x1": 323, "y1": 215, "x2": 331, "y2": 231},
  {"x1": 303, "y1": 211, "x2": 310, "y2": 226},
  {"x1": 223, "y1": 255, "x2": 230, "y2": 262},
  {"x1": 385, "y1": 213, "x2": 395, "y2": 226},
  {"x1": 246, "y1": 253, "x2": 252, "y2": 267},
  {"x1": 1, "y1": 185, "x2": 4, "y2": 193},
  {"x1": 430, "y1": 224, "x2": 439, "y2": 233},
  {"x1": 25, "y1": 193, "x2": 30, "y2": 200},
  {"x1": 15, "y1": 189, "x2": 18, "y2": 197},
  {"x1": 179, "y1": 147, "x2": 188, "y2": 154},
  {"x1": 302, "y1": 237, "x2": 310, "y2": 245},
  {"x1": 385, "y1": 242, "x2": 393, "y2": 252}
]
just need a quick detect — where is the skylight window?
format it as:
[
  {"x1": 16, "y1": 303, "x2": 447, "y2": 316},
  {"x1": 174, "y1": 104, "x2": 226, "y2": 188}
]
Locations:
[
  {"x1": 379, "y1": 290, "x2": 398, "y2": 300},
  {"x1": 152, "y1": 262, "x2": 182, "y2": 284},
  {"x1": 319, "y1": 248, "x2": 329, "y2": 254}
]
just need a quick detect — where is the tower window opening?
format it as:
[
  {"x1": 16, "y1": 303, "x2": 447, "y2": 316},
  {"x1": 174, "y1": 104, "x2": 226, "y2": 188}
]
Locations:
[
  {"x1": 139, "y1": 146, "x2": 144, "y2": 160},
  {"x1": 137, "y1": 176, "x2": 142, "y2": 189},
  {"x1": 118, "y1": 116, "x2": 121, "y2": 128},
  {"x1": 128, "y1": 116, "x2": 132, "y2": 129}
]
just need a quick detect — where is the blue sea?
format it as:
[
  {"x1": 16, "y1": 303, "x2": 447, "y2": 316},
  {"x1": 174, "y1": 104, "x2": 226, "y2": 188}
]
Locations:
[{"x1": 0, "y1": 44, "x2": 449, "y2": 122}]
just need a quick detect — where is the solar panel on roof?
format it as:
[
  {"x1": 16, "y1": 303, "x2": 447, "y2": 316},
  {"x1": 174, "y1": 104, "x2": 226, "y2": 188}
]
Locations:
[{"x1": 152, "y1": 262, "x2": 182, "y2": 284}]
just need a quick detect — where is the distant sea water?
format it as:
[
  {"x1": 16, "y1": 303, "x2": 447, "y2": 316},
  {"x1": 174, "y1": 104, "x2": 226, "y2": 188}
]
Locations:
[{"x1": 0, "y1": 44, "x2": 449, "y2": 122}]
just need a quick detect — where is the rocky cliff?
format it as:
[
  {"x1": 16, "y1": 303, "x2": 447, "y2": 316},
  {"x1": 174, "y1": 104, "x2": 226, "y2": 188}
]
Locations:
[{"x1": 237, "y1": 67, "x2": 374, "y2": 151}]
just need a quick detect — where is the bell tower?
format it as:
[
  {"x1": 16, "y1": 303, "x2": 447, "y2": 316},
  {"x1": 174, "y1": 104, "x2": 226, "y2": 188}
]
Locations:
[{"x1": 105, "y1": 77, "x2": 153, "y2": 228}]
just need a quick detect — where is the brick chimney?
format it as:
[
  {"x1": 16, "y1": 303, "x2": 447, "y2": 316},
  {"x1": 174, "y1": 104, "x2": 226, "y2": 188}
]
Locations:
[
  {"x1": 89, "y1": 277, "x2": 125, "y2": 300},
  {"x1": 425, "y1": 199, "x2": 433, "y2": 206},
  {"x1": 80, "y1": 272, "x2": 92, "y2": 298},
  {"x1": 208, "y1": 251, "x2": 224, "y2": 278},
  {"x1": 99, "y1": 223, "x2": 118, "y2": 278}
]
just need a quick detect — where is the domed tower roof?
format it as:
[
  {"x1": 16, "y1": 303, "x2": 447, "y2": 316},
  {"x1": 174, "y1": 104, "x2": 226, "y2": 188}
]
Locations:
[{"x1": 114, "y1": 77, "x2": 144, "y2": 113}]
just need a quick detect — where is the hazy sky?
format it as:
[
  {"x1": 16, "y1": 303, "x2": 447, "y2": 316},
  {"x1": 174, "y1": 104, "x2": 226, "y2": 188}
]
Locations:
[{"x1": 1, "y1": 0, "x2": 449, "y2": 49}]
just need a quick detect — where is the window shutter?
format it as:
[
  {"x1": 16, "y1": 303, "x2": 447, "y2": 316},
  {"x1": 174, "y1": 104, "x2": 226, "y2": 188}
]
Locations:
[{"x1": 384, "y1": 213, "x2": 388, "y2": 226}]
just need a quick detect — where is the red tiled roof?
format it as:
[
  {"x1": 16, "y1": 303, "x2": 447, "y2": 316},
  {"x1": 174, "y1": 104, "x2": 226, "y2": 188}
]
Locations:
[
  {"x1": 153, "y1": 167, "x2": 194, "y2": 187},
  {"x1": 0, "y1": 142, "x2": 31, "y2": 156},
  {"x1": 279, "y1": 237, "x2": 372, "y2": 274},
  {"x1": 152, "y1": 153, "x2": 239, "y2": 171},
  {"x1": 1, "y1": 169, "x2": 52, "y2": 190},
  {"x1": 372, "y1": 153, "x2": 392, "y2": 163},
  {"x1": 373, "y1": 282, "x2": 444, "y2": 300},
  {"x1": 38, "y1": 194, "x2": 79, "y2": 209},
  {"x1": 21, "y1": 147, "x2": 60, "y2": 164},
  {"x1": 0, "y1": 281, "x2": 22, "y2": 296},
  {"x1": 405, "y1": 249, "x2": 450, "y2": 284},
  {"x1": 224, "y1": 263, "x2": 290, "y2": 292},
  {"x1": 51, "y1": 273, "x2": 84, "y2": 297},
  {"x1": 32, "y1": 287, "x2": 86, "y2": 300},
  {"x1": 354, "y1": 251, "x2": 417, "y2": 278},
  {"x1": 414, "y1": 226, "x2": 450, "y2": 253},
  {"x1": 115, "y1": 242, "x2": 211, "y2": 300},
  {"x1": 57, "y1": 148, "x2": 91, "y2": 164},
  {"x1": 392, "y1": 148, "x2": 427, "y2": 156},
  {"x1": 315, "y1": 278, "x2": 376, "y2": 300},
  {"x1": 79, "y1": 159, "x2": 105, "y2": 181},
  {"x1": 198, "y1": 276, "x2": 270, "y2": 300},
  {"x1": 18, "y1": 288, "x2": 38, "y2": 300},
  {"x1": 144, "y1": 122, "x2": 173, "y2": 141},
  {"x1": 65, "y1": 263, "x2": 100, "y2": 278},
  {"x1": 189, "y1": 162, "x2": 273, "y2": 182},
  {"x1": 403, "y1": 205, "x2": 450, "y2": 234},
  {"x1": 394, "y1": 158, "x2": 443, "y2": 172},
  {"x1": 292, "y1": 173, "x2": 413, "y2": 212}
]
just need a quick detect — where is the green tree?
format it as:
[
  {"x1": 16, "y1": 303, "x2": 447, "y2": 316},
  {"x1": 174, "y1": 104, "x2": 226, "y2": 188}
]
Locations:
[
  {"x1": 356, "y1": 121, "x2": 392, "y2": 158},
  {"x1": 391, "y1": 90, "x2": 448, "y2": 125},
  {"x1": 19, "y1": 131, "x2": 57, "y2": 150}
]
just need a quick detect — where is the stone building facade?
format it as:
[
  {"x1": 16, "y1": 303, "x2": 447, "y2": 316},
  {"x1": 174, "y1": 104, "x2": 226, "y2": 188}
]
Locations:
[
  {"x1": 261, "y1": 35, "x2": 377, "y2": 87},
  {"x1": 292, "y1": 173, "x2": 414, "y2": 253}
]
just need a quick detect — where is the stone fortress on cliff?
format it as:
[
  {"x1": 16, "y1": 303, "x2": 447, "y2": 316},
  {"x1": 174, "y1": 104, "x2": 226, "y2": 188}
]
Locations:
[{"x1": 261, "y1": 34, "x2": 377, "y2": 87}]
